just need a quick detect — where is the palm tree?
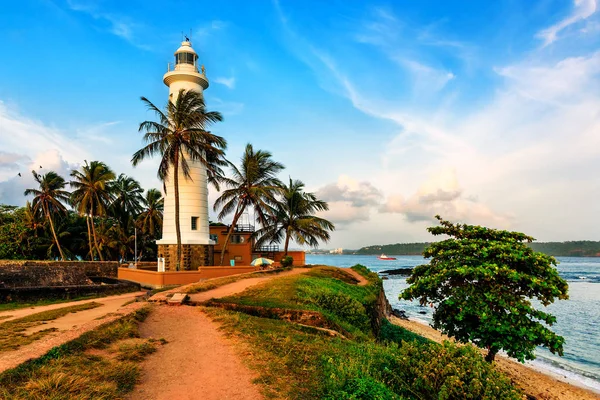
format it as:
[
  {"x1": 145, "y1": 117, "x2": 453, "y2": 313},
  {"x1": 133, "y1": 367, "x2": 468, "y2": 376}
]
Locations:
[
  {"x1": 24, "y1": 171, "x2": 70, "y2": 260},
  {"x1": 137, "y1": 189, "x2": 164, "y2": 238},
  {"x1": 110, "y1": 174, "x2": 144, "y2": 228},
  {"x1": 132, "y1": 89, "x2": 226, "y2": 269},
  {"x1": 214, "y1": 143, "x2": 284, "y2": 265},
  {"x1": 255, "y1": 178, "x2": 335, "y2": 255},
  {"x1": 70, "y1": 161, "x2": 116, "y2": 261}
]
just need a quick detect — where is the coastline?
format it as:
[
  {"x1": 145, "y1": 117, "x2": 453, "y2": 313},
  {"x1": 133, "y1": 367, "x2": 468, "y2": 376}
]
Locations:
[{"x1": 390, "y1": 316, "x2": 600, "y2": 400}]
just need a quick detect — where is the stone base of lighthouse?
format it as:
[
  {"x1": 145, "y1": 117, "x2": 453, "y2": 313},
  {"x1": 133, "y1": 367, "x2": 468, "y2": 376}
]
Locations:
[{"x1": 158, "y1": 244, "x2": 214, "y2": 271}]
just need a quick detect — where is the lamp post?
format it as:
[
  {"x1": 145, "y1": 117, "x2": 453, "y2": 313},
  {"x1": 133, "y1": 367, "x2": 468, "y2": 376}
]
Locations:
[{"x1": 134, "y1": 226, "x2": 137, "y2": 268}]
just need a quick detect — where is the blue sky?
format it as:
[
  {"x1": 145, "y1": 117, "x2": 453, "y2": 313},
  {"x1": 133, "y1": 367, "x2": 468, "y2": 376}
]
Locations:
[{"x1": 1, "y1": 0, "x2": 599, "y2": 248}]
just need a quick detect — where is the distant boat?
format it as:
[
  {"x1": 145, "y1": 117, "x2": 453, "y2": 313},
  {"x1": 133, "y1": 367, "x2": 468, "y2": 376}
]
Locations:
[{"x1": 378, "y1": 254, "x2": 397, "y2": 260}]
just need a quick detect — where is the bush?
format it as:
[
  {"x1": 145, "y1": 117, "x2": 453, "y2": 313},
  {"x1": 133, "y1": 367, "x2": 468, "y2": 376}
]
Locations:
[
  {"x1": 280, "y1": 256, "x2": 294, "y2": 267},
  {"x1": 392, "y1": 341, "x2": 521, "y2": 399}
]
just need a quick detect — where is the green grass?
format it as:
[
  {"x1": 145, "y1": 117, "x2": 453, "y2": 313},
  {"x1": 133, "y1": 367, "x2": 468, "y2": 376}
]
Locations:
[
  {"x1": 203, "y1": 265, "x2": 522, "y2": 400},
  {"x1": 213, "y1": 266, "x2": 382, "y2": 338},
  {"x1": 0, "y1": 302, "x2": 103, "y2": 352},
  {"x1": 184, "y1": 267, "x2": 292, "y2": 294},
  {"x1": 0, "y1": 306, "x2": 157, "y2": 400}
]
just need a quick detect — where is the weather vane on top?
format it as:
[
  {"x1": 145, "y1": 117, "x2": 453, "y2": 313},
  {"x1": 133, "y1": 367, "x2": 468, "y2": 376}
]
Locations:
[{"x1": 183, "y1": 29, "x2": 192, "y2": 42}]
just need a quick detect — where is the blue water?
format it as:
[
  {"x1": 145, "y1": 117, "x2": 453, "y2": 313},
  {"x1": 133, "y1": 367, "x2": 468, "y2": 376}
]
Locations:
[{"x1": 306, "y1": 254, "x2": 600, "y2": 392}]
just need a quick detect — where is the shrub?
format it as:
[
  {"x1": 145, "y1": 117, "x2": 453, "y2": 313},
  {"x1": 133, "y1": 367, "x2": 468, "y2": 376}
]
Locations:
[
  {"x1": 392, "y1": 341, "x2": 521, "y2": 399},
  {"x1": 280, "y1": 256, "x2": 294, "y2": 267}
]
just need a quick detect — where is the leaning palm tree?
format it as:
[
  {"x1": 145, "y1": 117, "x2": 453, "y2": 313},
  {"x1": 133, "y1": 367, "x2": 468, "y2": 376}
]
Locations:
[
  {"x1": 70, "y1": 161, "x2": 116, "y2": 261},
  {"x1": 24, "y1": 171, "x2": 70, "y2": 260},
  {"x1": 214, "y1": 143, "x2": 285, "y2": 265},
  {"x1": 137, "y1": 188, "x2": 164, "y2": 238},
  {"x1": 132, "y1": 89, "x2": 226, "y2": 269},
  {"x1": 255, "y1": 178, "x2": 335, "y2": 255}
]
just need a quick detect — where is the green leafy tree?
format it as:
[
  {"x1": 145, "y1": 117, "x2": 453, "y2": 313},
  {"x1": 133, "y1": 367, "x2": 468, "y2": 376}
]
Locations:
[
  {"x1": 254, "y1": 178, "x2": 334, "y2": 256},
  {"x1": 109, "y1": 173, "x2": 144, "y2": 230},
  {"x1": 214, "y1": 143, "x2": 284, "y2": 265},
  {"x1": 0, "y1": 205, "x2": 29, "y2": 259},
  {"x1": 137, "y1": 188, "x2": 164, "y2": 238},
  {"x1": 24, "y1": 171, "x2": 70, "y2": 260},
  {"x1": 132, "y1": 89, "x2": 226, "y2": 269},
  {"x1": 401, "y1": 216, "x2": 569, "y2": 362},
  {"x1": 70, "y1": 161, "x2": 116, "y2": 261}
]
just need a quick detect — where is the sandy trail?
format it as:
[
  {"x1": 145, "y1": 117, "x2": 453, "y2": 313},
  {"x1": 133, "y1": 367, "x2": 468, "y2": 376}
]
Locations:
[
  {"x1": 128, "y1": 305, "x2": 263, "y2": 400},
  {"x1": 340, "y1": 268, "x2": 369, "y2": 286},
  {"x1": 186, "y1": 268, "x2": 310, "y2": 303},
  {"x1": 0, "y1": 291, "x2": 147, "y2": 323},
  {"x1": 0, "y1": 302, "x2": 146, "y2": 374},
  {"x1": 390, "y1": 316, "x2": 600, "y2": 400},
  {"x1": 21, "y1": 292, "x2": 146, "y2": 335},
  {"x1": 133, "y1": 268, "x2": 315, "y2": 399}
]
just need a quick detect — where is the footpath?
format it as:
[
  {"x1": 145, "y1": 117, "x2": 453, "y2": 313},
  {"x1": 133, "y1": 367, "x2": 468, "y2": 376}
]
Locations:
[{"x1": 0, "y1": 291, "x2": 147, "y2": 374}]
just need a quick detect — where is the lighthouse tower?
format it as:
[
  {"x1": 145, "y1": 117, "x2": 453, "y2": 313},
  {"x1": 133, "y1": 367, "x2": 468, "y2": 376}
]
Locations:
[{"x1": 156, "y1": 39, "x2": 214, "y2": 270}]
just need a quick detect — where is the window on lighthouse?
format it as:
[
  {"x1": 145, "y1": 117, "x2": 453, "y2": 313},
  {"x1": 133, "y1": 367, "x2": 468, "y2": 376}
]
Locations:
[
  {"x1": 191, "y1": 217, "x2": 199, "y2": 230},
  {"x1": 176, "y1": 52, "x2": 196, "y2": 66}
]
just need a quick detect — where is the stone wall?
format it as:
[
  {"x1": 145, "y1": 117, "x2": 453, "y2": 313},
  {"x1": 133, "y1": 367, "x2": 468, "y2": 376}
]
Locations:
[
  {"x1": 0, "y1": 277, "x2": 140, "y2": 302},
  {"x1": 158, "y1": 244, "x2": 214, "y2": 271},
  {"x1": 0, "y1": 261, "x2": 119, "y2": 289}
]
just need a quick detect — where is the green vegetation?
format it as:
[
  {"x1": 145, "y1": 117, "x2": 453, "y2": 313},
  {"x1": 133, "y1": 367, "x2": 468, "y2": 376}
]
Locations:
[
  {"x1": 356, "y1": 242, "x2": 431, "y2": 256},
  {"x1": 133, "y1": 89, "x2": 226, "y2": 269},
  {"x1": 0, "y1": 177, "x2": 163, "y2": 262},
  {"x1": 280, "y1": 255, "x2": 293, "y2": 267},
  {"x1": 356, "y1": 240, "x2": 600, "y2": 257},
  {"x1": 0, "y1": 306, "x2": 155, "y2": 400},
  {"x1": 184, "y1": 268, "x2": 291, "y2": 294},
  {"x1": 24, "y1": 171, "x2": 71, "y2": 260},
  {"x1": 255, "y1": 177, "x2": 335, "y2": 256},
  {"x1": 214, "y1": 143, "x2": 285, "y2": 266},
  {"x1": 0, "y1": 302, "x2": 102, "y2": 352},
  {"x1": 206, "y1": 265, "x2": 521, "y2": 399},
  {"x1": 402, "y1": 216, "x2": 569, "y2": 362}
]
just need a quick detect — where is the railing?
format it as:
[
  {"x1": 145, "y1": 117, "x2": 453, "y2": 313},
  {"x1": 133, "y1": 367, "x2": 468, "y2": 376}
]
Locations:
[
  {"x1": 234, "y1": 224, "x2": 255, "y2": 233},
  {"x1": 166, "y1": 62, "x2": 204, "y2": 74},
  {"x1": 255, "y1": 245, "x2": 279, "y2": 253}
]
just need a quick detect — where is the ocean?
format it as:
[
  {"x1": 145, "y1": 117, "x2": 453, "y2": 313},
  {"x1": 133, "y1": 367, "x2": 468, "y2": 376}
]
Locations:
[{"x1": 305, "y1": 254, "x2": 600, "y2": 393}]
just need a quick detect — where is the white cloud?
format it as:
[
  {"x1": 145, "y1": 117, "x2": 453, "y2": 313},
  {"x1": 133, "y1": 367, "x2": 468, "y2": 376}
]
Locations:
[
  {"x1": 213, "y1": 76, "x2": 236, "y2": 89},
  {"x1": 316, "y1": 175, "x2": 383, "y2": 225},
  {"x1": 537, "y1": 0, "x2": 597, "y2": 46},
  {"x1": 0, "y1": 150, "x2": 79, "y2": 206},
  {"x1": 380, "y1": 169, "x2": 511, "y2": 227},
  {"x1": 401, "y1": 59, "x2": 455, "y2": 93},
  {"x1": 66, "y1": 0, "x2": 151, "y2": 50},
  {"x1": 272, "y1": 2, "x2": 600, "y2": 242},
  {"x1": 0, "y1": 101, "x2": 90, "y2": 167}
]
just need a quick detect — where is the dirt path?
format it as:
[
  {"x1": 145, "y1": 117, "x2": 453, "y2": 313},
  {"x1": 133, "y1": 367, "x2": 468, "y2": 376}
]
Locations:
[
  {"x1": 187, "y1": 268, "x2": 310, "y2": 303},
  {"x1": 0, "y1": 291, "x2": 147, "y2": 323},
  {"x1": 133, "y1": 268, "x2": 314, "y2": 399},
  {"x1": 390, "y1": 316, "x2": 600, "y2": 400},
  {"x1": 128, "y1": 305, "x2": 263, "y2": 400},
  {"x1": 340, "y1": 268, "x2": 369, "y2": 286},
  {"x1": 0, "y1": 302, "x2": 146, "y2": 374}
]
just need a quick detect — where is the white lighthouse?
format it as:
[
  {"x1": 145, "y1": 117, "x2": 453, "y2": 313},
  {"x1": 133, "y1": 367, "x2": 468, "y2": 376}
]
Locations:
[{"x1": 156, "y1": 39, "x2": 214, "y2": 269}]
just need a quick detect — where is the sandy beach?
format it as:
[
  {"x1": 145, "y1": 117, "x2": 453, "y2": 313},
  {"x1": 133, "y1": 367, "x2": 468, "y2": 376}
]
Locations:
[{"x1": 390, "y1": 317, "x2": 600, "y2": 400}]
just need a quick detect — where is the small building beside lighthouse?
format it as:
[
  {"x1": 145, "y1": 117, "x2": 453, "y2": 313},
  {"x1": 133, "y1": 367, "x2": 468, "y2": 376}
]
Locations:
[{"x1": 156, "y1": 39, "x2": 214, "y2": 270}]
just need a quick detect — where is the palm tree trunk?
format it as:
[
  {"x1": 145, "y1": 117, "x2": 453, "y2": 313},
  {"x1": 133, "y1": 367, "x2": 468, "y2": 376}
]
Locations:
[
  {"x1": 45, "y1": 204, "x2": 65, "y2": 261},
  {"x1": 284, "y1": 228, "x2": 291, "y2": 256},
  {"x1": 219, "y1": 207, "x2": 243, "y2": 266},
  {"x1": 174, "y1": 153, "x2": 182, "y2": 271},
  {"x1": 90, "y1": 204, "x2": 104, "y2": 261},
  {"x1": 85, "y1": 216, "x2": 94, "y2": 260}
]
